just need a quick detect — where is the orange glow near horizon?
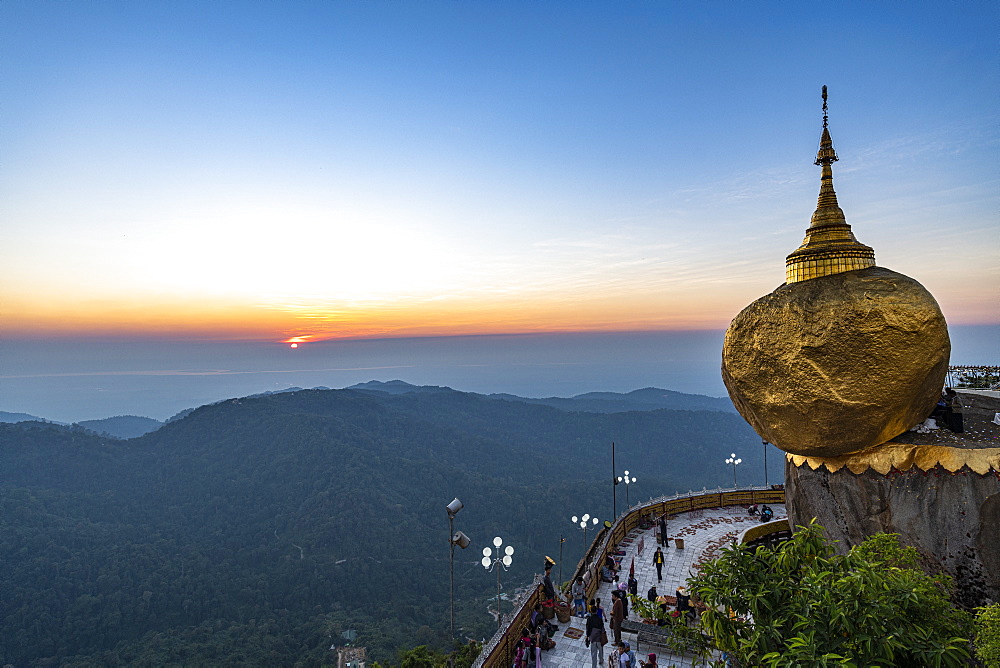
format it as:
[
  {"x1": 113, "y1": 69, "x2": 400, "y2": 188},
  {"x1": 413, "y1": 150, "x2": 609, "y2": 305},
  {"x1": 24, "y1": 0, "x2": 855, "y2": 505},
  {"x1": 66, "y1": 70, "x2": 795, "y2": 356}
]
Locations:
[{"x1": 2, "y1": 275, "x2": 995, "y2": 344}]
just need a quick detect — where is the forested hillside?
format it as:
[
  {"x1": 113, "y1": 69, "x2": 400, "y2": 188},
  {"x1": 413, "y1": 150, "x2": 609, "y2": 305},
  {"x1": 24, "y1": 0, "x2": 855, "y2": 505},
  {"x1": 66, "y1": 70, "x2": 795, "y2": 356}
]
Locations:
[{"x1": 1, "y1": 387, "x2": 766, "y2": 666}]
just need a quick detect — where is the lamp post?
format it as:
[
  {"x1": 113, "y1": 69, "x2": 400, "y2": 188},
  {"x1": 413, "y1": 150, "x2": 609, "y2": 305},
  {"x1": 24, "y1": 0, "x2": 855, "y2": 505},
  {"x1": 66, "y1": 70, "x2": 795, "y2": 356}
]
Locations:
[
  {"x1": 725, "y1": 453, "x2": 743, "y2": 488},
  {"x1": 616, "y1": 470, "x2": 637, "y2": 508},
  {"x1": 558, "y1": 536, "x2": 565, "y2": 590},
  {"x1": 446, "y1": 498, "x2": 469, "y2": 642},
  {"x1": 762, "y1": 440, "x2": 769, "y2": 487},
  {"x1": 570, "y1": 514, "x2": 600, "y2": 562},
  {"x1": 481, "y1": 537, "x2": 514, "y2": 630},
  {"x1": 611, "y1": 441, "x2": 617, "y2": 519}
]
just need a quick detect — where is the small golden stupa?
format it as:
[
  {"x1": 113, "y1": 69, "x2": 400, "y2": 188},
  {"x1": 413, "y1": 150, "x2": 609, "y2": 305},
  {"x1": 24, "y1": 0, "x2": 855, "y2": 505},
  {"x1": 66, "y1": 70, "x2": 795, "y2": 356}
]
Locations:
[{"x1": 784, "y1": 86, "x2": 876, "y2": 284}]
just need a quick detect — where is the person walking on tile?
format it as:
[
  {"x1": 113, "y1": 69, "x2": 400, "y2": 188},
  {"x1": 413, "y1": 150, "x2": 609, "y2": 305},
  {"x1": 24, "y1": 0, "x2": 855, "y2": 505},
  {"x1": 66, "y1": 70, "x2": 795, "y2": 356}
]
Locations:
[
  {"x1": 611, "y1": 591, "x2": 624, "y2": 643},
  {"x1": 653, "y1": 547, "x2": 664, "y2": 582},
  {"x1": 585, "y1": 604, "x2": 606, "y2": 668}
]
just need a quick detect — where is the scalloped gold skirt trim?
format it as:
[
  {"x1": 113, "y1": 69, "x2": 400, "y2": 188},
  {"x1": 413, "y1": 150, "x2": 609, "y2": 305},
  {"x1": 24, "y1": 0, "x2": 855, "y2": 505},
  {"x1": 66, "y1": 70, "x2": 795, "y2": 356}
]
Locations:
[{"x1": 787, "y1": 442, "x2": 1000, "y2": 475}]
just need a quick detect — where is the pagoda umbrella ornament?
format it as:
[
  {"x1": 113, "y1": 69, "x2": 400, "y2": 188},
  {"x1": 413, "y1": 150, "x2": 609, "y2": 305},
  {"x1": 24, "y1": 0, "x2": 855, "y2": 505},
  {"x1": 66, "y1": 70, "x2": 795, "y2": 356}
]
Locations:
[
  {"x1": 725, "y1": 454, "x2": 742, "y2": 488},
  {"x1": 481, "y1": 537, "x2": 514, "y2": 629}
]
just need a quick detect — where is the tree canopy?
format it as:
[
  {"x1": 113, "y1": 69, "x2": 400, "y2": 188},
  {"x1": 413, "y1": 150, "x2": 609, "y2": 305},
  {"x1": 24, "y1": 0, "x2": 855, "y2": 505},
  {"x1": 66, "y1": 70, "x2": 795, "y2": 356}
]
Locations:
[{"x1": 688, "y1": 523, "x2": 973, "y2": 667}]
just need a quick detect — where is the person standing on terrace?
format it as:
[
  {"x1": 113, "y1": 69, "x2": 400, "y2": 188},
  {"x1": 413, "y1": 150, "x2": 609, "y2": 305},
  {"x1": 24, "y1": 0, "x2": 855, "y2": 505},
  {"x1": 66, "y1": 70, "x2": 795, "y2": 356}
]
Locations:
[
  {"x1": 653, "y1": 547, "x2": 664, "y2": 581},
  {"x1": 945, "y1": 388, "x2": 965, "y2": 433},
  {"x1": 571, "y1": 576, "x2": 587, "y2": 617},
  {"x1": 611, "y1": 591, "x2": 624, "y2": 643},
  {"x1": 542, "y1": 562, "x2": 556, "y2": 601}
]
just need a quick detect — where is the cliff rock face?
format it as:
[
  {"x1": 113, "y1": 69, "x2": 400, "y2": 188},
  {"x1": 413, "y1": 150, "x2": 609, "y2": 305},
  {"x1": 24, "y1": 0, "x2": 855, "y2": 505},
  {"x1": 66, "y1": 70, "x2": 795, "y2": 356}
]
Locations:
[
  {"x1": 785, "y1": 459, "x2": 999, "y2": 608},
  {"x1": 722, "y1": 266, "x2": 949, "y2": 457}
]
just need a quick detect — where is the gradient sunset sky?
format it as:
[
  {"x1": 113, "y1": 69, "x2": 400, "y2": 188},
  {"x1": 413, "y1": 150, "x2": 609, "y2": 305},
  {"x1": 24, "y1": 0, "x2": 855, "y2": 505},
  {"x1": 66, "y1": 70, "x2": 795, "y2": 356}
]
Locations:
[{"x1": 2, "y1": 1, "x2": 997, "y2": 346}]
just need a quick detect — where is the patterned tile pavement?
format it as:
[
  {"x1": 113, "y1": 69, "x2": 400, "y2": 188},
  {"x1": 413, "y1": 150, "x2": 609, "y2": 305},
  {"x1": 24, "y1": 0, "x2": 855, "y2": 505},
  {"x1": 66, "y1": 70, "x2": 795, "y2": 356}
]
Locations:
[{"x1": 537, "y1": 504, "x2": 787, "y2": 668}]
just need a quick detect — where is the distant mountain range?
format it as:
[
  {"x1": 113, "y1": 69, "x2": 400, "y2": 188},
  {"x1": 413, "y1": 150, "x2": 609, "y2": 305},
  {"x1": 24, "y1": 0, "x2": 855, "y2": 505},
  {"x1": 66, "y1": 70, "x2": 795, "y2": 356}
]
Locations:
[
  {"x1": 0, "y1": 383, "x2": 772, "y2": 665},
  {"x1": 1, "y1": 382, "x2": 734, "y2": 439}
]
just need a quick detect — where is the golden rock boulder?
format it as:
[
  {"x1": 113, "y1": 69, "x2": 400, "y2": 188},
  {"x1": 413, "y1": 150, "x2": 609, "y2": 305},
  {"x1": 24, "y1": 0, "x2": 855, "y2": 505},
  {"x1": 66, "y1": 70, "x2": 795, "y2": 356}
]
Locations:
[{"x1": 722, "y1": 266, "x2": 949, "y2": 457}]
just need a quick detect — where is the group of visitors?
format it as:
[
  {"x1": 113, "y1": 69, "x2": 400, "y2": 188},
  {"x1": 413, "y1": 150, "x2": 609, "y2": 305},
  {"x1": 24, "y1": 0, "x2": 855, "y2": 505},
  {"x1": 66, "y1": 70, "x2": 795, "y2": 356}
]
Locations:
[
  {"x1": 544, "y1": 512, "x2": 716, "y2": 667},
  {"x1": 600, "y1": 552, "x2": 621, "y2": 582},
  {"x1": 516, "y1": 599, "x2": 561, "y2": 667},
  {"x1": 585, "y1": 610, "x2": 659, "y2": 668},
  {"x1": 610, "y1": 640, "x2": 658, "y2": 668},
  {"x1": 748, "y1": 504, "x2": 774, "y2": 522}
]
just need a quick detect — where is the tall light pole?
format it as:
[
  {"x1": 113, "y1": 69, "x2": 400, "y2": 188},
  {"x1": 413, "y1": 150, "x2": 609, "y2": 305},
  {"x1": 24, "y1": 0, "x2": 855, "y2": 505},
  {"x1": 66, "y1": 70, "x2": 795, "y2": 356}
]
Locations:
[
  {"x1": 616, "y1": 470, "x2": 637, "y2": 508},
  {"x1": 570, "y1": 514, "x2": 600, "y2": 562},
  {"x1": 447, "y1": 498, "x2": 469, "y2": 642},
  {"x1": 762, "y1": 440, "x2": 769, "y2": 487},
  {"x1": 725, "y1": 453, "x2": 743, "y2": 488},
  {"x1": 611, "y1": 442, "x2": 617, "y2": 519},
  {"x1": 481, "y1": 537, "x2": 514, "y2": 630},
  {"x1": 558, "y1": 536, "x2": 565, "y2": 590}
]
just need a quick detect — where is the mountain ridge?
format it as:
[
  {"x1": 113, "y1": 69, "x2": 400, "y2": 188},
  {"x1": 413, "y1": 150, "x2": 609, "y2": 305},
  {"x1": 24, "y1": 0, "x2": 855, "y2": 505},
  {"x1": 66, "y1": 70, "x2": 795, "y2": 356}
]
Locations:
[{"x1": 1, "y1": 385, "x2": 777, "y2": 666}]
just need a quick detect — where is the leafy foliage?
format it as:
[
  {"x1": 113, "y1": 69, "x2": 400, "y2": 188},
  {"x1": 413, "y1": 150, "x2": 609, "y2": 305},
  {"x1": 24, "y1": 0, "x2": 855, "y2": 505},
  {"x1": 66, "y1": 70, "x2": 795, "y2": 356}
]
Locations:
[
  {"x1": 688, "y1": 522, "x2": 973, "y2": 667},
  {"x1": 974, "y1": 603, "x2": 1000, "y2": 666},
  {"x1": 627, "y1": 595, "x2": 713, "y2": 660}
]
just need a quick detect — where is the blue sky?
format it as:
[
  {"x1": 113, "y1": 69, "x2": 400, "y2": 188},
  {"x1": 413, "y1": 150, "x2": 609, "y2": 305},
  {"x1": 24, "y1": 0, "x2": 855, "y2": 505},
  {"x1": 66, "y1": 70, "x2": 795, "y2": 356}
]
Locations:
[
  {"x1": 0, "y1": 1, "x2": 997, "y2": 420},
  {"x1": 3, "y1": 0, "x2": 997, "y2": 343}
]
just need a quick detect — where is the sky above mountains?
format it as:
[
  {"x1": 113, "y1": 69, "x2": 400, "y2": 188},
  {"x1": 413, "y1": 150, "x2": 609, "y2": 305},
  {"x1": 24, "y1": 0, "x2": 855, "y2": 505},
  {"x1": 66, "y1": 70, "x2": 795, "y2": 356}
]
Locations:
[{"x1": 2, "y1": 1, "x2": 997, "y2": 346}]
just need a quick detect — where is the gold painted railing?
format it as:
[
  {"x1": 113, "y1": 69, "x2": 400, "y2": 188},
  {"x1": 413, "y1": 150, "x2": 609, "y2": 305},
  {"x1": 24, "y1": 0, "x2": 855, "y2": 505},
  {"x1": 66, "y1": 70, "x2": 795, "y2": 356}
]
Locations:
[{"x1": 472, "y1": 486, "x2": 786, "y2": 668}]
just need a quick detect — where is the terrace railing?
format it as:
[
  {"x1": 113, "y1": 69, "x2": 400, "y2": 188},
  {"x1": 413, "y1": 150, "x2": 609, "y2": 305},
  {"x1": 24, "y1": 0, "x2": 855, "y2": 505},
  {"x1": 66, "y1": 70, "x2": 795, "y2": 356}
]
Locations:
[{"x1": 471, "y1": 485, "x2": 785, "y2": 668}]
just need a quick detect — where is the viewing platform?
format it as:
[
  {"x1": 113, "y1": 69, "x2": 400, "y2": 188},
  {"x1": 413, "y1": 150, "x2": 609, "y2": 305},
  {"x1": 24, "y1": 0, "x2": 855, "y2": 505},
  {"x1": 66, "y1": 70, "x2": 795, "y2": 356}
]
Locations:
[{"x1": 473, "y1": 487, "x2": 787, "y2": 668}]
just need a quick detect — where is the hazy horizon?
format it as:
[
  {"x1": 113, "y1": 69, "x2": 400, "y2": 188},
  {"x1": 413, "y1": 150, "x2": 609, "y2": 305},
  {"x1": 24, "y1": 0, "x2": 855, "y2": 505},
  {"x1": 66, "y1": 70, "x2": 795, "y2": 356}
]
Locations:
[{"x1": 2, "y1": 325, "x2": 996, "y2": 424}]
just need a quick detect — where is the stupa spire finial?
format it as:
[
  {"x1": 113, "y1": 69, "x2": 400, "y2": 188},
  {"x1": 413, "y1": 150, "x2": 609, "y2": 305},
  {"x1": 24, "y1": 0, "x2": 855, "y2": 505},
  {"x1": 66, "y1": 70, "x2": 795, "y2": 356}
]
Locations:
[
  {"x1": 784, "y1": 86, "x2": 875, "y2": 283},
  {"x1": 815, "y1": 85, "x2": 839, "y2": 168}
]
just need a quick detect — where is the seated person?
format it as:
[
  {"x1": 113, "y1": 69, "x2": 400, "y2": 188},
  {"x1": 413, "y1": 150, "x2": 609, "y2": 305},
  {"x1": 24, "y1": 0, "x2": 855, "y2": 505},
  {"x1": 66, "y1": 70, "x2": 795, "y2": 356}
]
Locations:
[
  {"x1": 529, "y1": 603, "x2": 557, "y2": 635},
  {"x1": 534, "y1": 622, "x2": 556, "y2": 651},
  {"x1": 601, "y1": 564, "x2": 616, "y2": 582}
]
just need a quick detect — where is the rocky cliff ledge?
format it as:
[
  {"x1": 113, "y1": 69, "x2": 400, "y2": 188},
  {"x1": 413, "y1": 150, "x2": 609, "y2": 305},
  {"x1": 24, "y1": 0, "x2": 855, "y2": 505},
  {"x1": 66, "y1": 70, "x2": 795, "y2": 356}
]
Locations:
[{"x1": 785, "y1": 391, "x2": 1000, "y2": 608}]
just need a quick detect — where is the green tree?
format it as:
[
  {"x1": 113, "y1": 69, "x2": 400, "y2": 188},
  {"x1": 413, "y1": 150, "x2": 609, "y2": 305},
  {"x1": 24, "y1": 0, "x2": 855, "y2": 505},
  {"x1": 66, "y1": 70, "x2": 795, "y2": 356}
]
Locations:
[
  {"x1": 398, "y1": 644, "x2": 445, "y2": 668},
  {"x1": 688, "y1": 523, "x2": 972, "y2": 667},
  {"x1": 974, "y1": 604, "x2": 1000, "y2": 667}
]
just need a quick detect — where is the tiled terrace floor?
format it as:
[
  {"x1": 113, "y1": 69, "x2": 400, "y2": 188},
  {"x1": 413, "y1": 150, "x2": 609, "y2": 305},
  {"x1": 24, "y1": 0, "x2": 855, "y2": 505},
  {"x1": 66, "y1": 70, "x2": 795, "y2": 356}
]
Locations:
[{"x1": 539, "y1": 504, "x2": 787, "y2": 668}]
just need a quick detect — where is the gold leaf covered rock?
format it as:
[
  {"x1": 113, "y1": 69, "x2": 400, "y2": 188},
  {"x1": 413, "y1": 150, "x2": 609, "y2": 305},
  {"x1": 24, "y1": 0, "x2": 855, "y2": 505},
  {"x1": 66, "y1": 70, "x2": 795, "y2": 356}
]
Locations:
[{"x1": 723, "y1": 266, "x2": 949, "y2": 457}]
